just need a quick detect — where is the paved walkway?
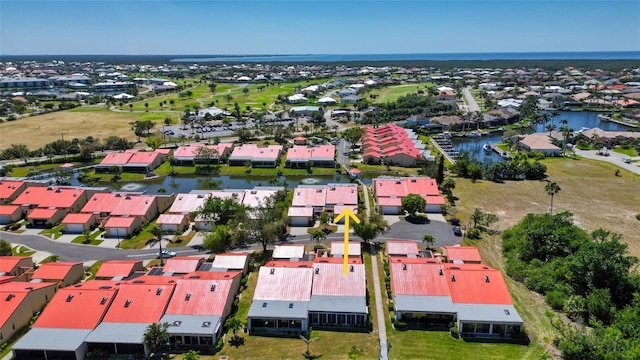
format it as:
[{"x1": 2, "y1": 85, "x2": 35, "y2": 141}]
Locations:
[{"x1": 361, "y1": 181, "x2": 388, "y2": 360}]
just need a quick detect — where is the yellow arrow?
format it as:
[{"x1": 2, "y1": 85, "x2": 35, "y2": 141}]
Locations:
[{"x1": 334, "y1": 208, "x2": 360, "y2": 275}]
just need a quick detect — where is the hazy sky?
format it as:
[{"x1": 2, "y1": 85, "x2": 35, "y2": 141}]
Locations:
[{"x1": 1, "y1": 1, "x2": 639, "y2": 55}]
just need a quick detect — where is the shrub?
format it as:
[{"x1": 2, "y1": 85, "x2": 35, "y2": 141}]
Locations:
[
  {"x1": 388, "y1": 302, "x2": 395, "y2": 312},
  {"x1": 636, "y1": 214, "x2": 640, "y2": 221},
  {"x1": 450, "y1": 326, "x2": 459, "y2": 336},
  {"x1": 9, "y1": 222, "x2": 22, "y2": 231},
  {"x1": 449, "y1": 217, "x2": 460, "y2": 225},
  {"x1": 545, "y1": 290, "x2": 567, "y2": 310},
  {"x1": 466, "y1": 228, "x2": 481, "y2": 239},
  {"x1": 313, "y1": 244, "x2": 324, "y2": 251}
]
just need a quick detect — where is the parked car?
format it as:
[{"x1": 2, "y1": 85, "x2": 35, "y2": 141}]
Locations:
[
  {"x1": 157, "y1": 250, "x2": 177, "y2": 259},
  {"x1": 452, "y1": 226, "x2": 462, "y2": 236},
  {"x1": 623, "y1": 157, "x2": 631, "y2": 163}
]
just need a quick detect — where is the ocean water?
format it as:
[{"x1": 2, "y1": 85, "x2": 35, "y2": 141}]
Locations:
[{"x1": 171, "y1": 51, "x2": 640, "y2": 63}]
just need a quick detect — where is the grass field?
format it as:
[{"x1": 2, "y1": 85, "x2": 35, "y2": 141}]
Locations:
[
  {"x1": 449, "y1": 156, "x2": 640, "y2": 357},
  {"x1": 612, "y1": 146, "x2": 638, "y2": 157},
  {"x1": 370, "y1": 82, "x2": 435, "y2": 103}
]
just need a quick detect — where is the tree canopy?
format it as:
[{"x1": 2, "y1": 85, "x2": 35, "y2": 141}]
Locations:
[{"x1": 401, "y1": 194, "x2": 426, "y2": 217}]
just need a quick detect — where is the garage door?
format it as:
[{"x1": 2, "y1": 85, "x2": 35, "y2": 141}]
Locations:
[
  {"x1": 425, "y1": 205, "x2": 441, "y2": 213},
  {"x1": 65, "y1": 224, "x2": 85, "y2": 234},
  {"x1": 290, "y1": 217, "x2": 309, "y2": 226},
  {"x1": 380, "y1": 206, "x2": 400, "y2": 215}
]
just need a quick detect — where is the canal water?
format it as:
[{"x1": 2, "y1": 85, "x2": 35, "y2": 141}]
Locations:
[{"x1": 453, "y1": 111, "x2": 632, "y2": 162}]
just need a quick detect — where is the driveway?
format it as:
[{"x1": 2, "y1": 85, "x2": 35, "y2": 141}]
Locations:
[
  {"x1": 378, "y1": 219, "x2": 461, "y2": 247},
  {"x1": 573, "y1": 149, "x2": 640, "y2": 175}
]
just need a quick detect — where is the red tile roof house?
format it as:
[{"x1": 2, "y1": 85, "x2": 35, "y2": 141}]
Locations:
[
  {"x1": 94, "y1": 260, "x2": 144, "y2": 280},
  {"x1": 210, "y1": 253, "x2": 251, "y2": 275},
  {"x1": 26, "y1": 208, "x2": 67, "y2": 228},
  {"x1": 61, "y1": 213, "x2": 98, "y2": 234},
  {"x1": 156, "y1": 213, "x2": 190, "y2": 233},
  {"x1": 373, "y1": 177, "x2": 445, "y2": 214},
  {"x1": 308, "y1": 262, "x2": 368, "y2": 329},
  {"x1": 172, "y1": 143, "x2": 233, "y2": 165},
  {"x1": 362, "y1": 124, "x2": 425, "y2": 167},
  {"x1": 31, "y1": 262, "x2": 84, "y2": 287},
  {"x1": 0, "y1": 282, "x2": 57, "y2": 346},
  {"x1": 122, "y1": 149, "x2": 168, "y2": 173},
  {"x1": 84, "y1": 281, "x2": 176, "y2": 358},
  {"x1": 386, "y1": 240, "x2": 420, "y2": 257},
  {"x1": 228, "y1": 144, "x2": 283, "y2": 167},
  {"x1": 444, "y1": 246, "x2": 483, "y2": 264},
  {"x1": 94, "y1": 151, "x2": 134, "y2": 173},
  {"x1": 247, "y1": 266, "x2": 313, "y2": 336},
  {"x1": 0, "y1": 204, "x2": 24, "y2": 225},
  {"x1": 104, "y1": 216, "x2": 142, "y2": 238},
  {"x1": 0, "y1": 179, "x2": 27, "y2": 204},
  {"x1": 12, "y1": 281, "x2": 118, "y2": 359},
  {"x1": 13, "y1": 186, "x2": 90, "y2": 227},
  {"x1": 285, "y1": 144, "x2": 335, "y2": 168},
  {"x1": 0, "y1": 256, "x2": 34, "y2": 280},
  {"x1": 390, "y1": 260, "x2": 524, "y2": 339},
  {"x1": 328, "y1": 241, "x2": 362, "y2": 259},
  {"x1": 162, "y1": 257, "x2": 204, "y2": 276},
  {"x1": 159, "y1": 272, "x2": 242, "y2": 347}
]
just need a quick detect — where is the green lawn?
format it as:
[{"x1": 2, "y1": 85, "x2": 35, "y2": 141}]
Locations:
[
  {"x1": 85, "y1": 261, "x2": 103, "y2": 280},
  {"x1": 613, "y1": 147, "x2": 637, "y2": 157},
  {"x1": 118, "y1": 220, "x2": 158, "y2": 250},
  {"x1": 166, "y1": 230, "x2": 196, "y2": 248},
  {"x1": 370, "y1": 82, "x2": 435, "y2": 103},
  {"x1": 39, "y1": 224, "x2": 63, "y2": 240},
  {"x1": 71, "y1": 230, "x2": 104, "y2": 246},
  {"x1": 12, "y1": 246, "x2": 35, "y2": 257}
]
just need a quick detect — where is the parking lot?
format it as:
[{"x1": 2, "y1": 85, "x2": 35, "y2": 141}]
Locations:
[{"x1": 160, "y1": 117, "x2": 299, "y2": 140}]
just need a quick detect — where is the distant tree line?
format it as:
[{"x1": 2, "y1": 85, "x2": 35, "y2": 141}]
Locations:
[
  {"x1": 0, "y1": 135, "x2": 133, "y2": 162},
  {"x1": 502, "y1": 212, "x2": 640, "y2": 359},
  {"x1": 362, "y1": 93, "x2": 455, "y2": 125}
]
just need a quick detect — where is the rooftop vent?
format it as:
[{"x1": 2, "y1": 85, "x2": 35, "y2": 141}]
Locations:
[
  {"x1": 202, "y1": 321, "x2": 211, "y2": 327},
  {"x1": 115, "y1": 193, "x2": 122, "y2": 197},
  {"x1": 124, "y1": 299, "x2": 131, "y2": 307},
  {"x1": 402, "y1": 264, "x2": 407, "y2": 270},
  {"x1": 450, "y1": 275, "x2": 456, "y2": 282},
  {"x1": 55, "y1": 188, "x2": 62, "y2": 193},
  {"x1": 504, "y1": 309, "x2": 510, "y2": 315},
  {"x1": 185, "y1": 293, "x2": 191, "y2": 301},
  {"x1": 173, "y1": 321, "x2": 182, "y2": 326},
  {"x1": 289, "y1": 303, "x2": 294, "y2": 309},
  {"x1": 315, "y1": 268, "x2": 320, "y2": 274},
  {"x1": 100, "y1": 297, "x2": 108, "y2": 305},
  {"x1": 395, "y1": 181, "x2": 401, "y2": 185},
  {"x1": 196, "y1": 195, "x2": 203, "y2": 199},
  {"x1": 156, "y1": 288, "x2": 163, "y2": 295},
  {"x1": 350, "y1": 265, "x2": 354, "y2": 272},
  {"x1": 73, "y1": 193, "x2": 78, "y2": 197},
  {"x1": 210, "y1": 284, "x2": 216, "y2": 291},
  {"x1": 125, "y1": 196, "x2": 132, "y2": 200},
  {"x1": 250, "y1": 190, "x2": 257, "y2": 194},
  {"x1": 5, "y1": 294, "x2": 15, "y2": 301},
  {"x1": 411, "y1": 179, "x2": 417, "y2": 183},
  {"x1": 316, "y1": 189, "x2": 323, "y2": 193},
  {"x1": 484, "y1": 276, "x2": 490, "y2": 283},
  {"x1": 262, "y1": 302, "x2": 267, "y2": 308},
  {"x1": 438, "y1": 268, "x2": 443, "y2": 276},
  {"x1": 66, "y1": 294, "x2": 74, "y2": 302},
  {"x1": 270, "y1": 268, "x2": 275, "y2": 275}
]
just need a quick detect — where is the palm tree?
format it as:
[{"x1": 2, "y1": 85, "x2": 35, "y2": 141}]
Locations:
[
  {"x1": 422, "y1": 234, "x2": 435, "y2": 249},
  {"x1": 227, "y1": 317, "x2": 244, "y2": 342},
  {"x1": 149, "y1": 226, "x2": 166, "y2": 266},
  {"x1": 545, "y1": 182, "x2": 561, "y2": 214},
  {"x1": 310, "y1": 230, "x2": 327, "y2": 244},
  {"x1": 143, "y1": 322, "x2": 170, "y2": 355},
  {"x1": 545, "y1": 123, "x2": 557, "y2": 137},
  {"x1": 169, "y1": 99, "x2": 175, "y2": 109},
  {"x1": 144, "y1": 102, "x2": 149, "y2": 112},
  {"x1": 300, "y1": 333, "x2": 319, "y2": 359}
]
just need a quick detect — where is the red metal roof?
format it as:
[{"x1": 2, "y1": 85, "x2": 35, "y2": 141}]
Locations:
[
  {"x1": 13, "y1": 187, "x2": 85, "y2": 209},
  {"x1": 330, "y1": 241, "x2": 362, "y2": 257},
  {"x1": 325, "y1": 184, "x2": 358, "y2": 205},
  {"x1": 33, "y1": 287, "x2": 117, "y2": 329},
  {"x1": 28, "y1": 208, "x2": 62, "y2": 220},
  {"x1": 164, "y1": 278, "x2": 233, "y2": 316},
  {"x1": 0, "y1": 256, "x2": 32, "y2": 273},
  {"x1": 253, "y1": 266, "x2": 313, "y2": 301},
  {"x1": 1, "y1": 282, "x2": 56, "y2": 328},
  {"x1": 127, "y1": 151, "x2": 161, "y2": 165},
  {"x1": 32, "y1": 262, "x2": 82, "y2": 281},
  {"x1": 292, "y1": 187, "x2": 326, "y2": 207},
  {"x1": 100, "y1": 152, "x2": 134, "y2": 166},
  {"x1": 162, "y1": 257, "x2": 204, "y2": 274},
  {"x1": 386, "y1": 240, "x2": 419, "y2": 256},
  {"x1": 311, "y1": 263, "x2": 365, "y2": 297},
  {"x1": 109, "y1": 195, "x2": 156, "y2": 217},
  {"x1": 104, "y1": 216, "x2": 137, "y2": 228},
  {"x1": 95, "y1": 260, "x2": 142, "y2": 279},
  {"x1": 101, "y1": 283, "x2": 175, "y2": 323},
  {"x1": 444, "y1": 246, "x2": 482, "y2": 263},
  {"x1": 391, "y1": 262, "x2": 449, "y2": 296},
  {"x1": 181, "y1": 271, "x2": 242, "y2": 280},
  {"x1": 0, "y1": 180, "x2": 25, "y2": 200},
  {"x1": 0, "y1": 205, "x2": 21, "y2": 216},
  {"x1": 156, "y1": 214, "x2": 186, "y2": 225},
  {"x1": 62, "y1": 213, "x2": 95, "y2": 224},
  {"x1": 446, "y1": 266, "x2": 513, "y2": 305}
]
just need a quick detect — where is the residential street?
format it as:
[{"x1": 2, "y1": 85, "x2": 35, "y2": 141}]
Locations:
[
  {"x1": 462, "y1": 86, "x2": 481, "y2": 113},
  {"x1": 573, "y1": 149, "x2": 640, "y2": 175}
]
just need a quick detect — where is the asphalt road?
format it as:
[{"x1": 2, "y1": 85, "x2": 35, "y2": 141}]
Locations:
[
  {"x1": 1, "y1": 219, "x2": 460, "y2": 262},
  {"x1": 463, "y1": 86, "x2": 481, "y2": 113}
]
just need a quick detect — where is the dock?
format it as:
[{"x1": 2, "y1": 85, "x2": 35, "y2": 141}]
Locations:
[
  {"x1": 431, "y1": 134, "x2": 459, "y2": 164},
  {"x1": 490, "y1": 143, "x2": 511, "y2": 160},
  {"x1": 598, "y1": 114, "x2": 639, "y2": 128}
]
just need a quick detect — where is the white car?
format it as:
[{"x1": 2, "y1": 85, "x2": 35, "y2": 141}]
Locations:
[
  {"x1": 157, "y1": 250, "x2": 177, "y2": 259},
  {"x1": 623, "y1": 157, "x2": 631, "y2": 164}
]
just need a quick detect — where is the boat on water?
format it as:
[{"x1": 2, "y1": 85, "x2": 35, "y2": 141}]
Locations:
[
  {"x1": 598, "y1": 114, "x2": 610, "y2": 122},
  {"x1": 483, "y1": 143, "x2": 492, "y2": 152},
  {"x1": 501, "y1": 152, "x2": 512, "y2": 160},
  {"x1": 467, "y1": 131, "x2": 481, "y2": 138}
]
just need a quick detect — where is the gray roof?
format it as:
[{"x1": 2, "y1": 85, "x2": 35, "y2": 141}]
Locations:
[
  {"x1": 248, "y1": 300, "x2": 308, "y2": 319},
  {"x1": 309, "y1": 295, "x2": 367, "y2": 314},
  {"x1": 456, "y1": 304, "x2": 523, "y2": 324},
  {"x1": 161, "y1": 314, "x2": 221, "y2": 336},
  {"x1": 13, "y1": 328, "x2": 91, "y2": 351},
  {"x1": 394, "y1": 295, "x2": 457, "y2": 314},
  {"x1": 85, "y1": 322, "x2": 148, "y2": 344}
]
